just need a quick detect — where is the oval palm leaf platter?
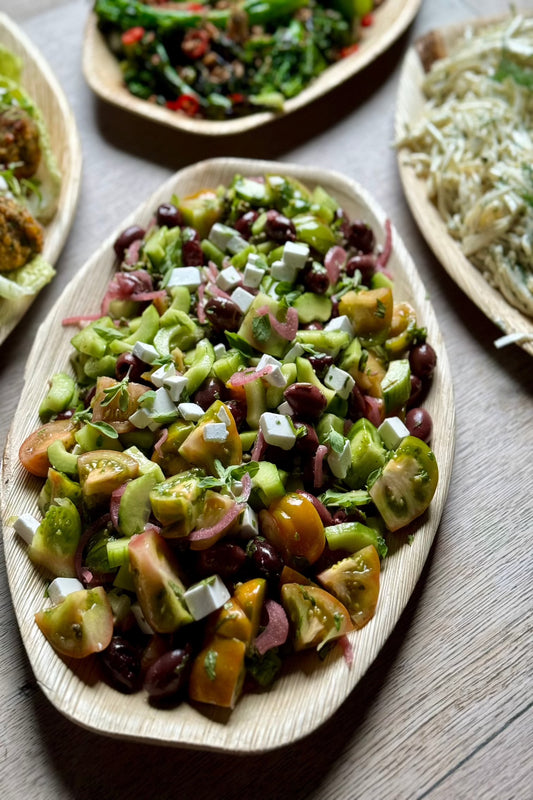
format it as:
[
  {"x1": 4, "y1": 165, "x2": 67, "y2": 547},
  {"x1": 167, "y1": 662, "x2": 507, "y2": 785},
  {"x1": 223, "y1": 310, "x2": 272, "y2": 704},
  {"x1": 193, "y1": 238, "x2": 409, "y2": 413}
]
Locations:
[
  {"x1": 0, "y1": 13, "x2": 82, "y2": 346},
  {"x1": 83, "y1": 0, "x2": 422, "y2": 136},
  {"x1": 395, "y1": 12, "x2": 533, "y2": 357},
  {"x1": 1, "y1": 158, "x2": 454, "y2": 752}
]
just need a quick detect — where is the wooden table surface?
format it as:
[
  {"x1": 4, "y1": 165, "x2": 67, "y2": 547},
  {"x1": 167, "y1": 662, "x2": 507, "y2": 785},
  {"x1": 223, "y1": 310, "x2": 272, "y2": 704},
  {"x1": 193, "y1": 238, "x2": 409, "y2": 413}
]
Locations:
[{"x1": 0, "y1": 1, "x2": 531, "y2": 798}]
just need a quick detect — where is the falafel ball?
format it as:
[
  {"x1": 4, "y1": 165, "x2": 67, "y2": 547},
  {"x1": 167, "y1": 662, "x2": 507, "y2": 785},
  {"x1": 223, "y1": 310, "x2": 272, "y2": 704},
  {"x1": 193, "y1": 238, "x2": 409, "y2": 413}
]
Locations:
[
  {"x1": 0, "y1": 106, "x2": 41, "y2": 178},
  {"x1": 0, "y1": 195, "x2": 43, "y2": 272}
]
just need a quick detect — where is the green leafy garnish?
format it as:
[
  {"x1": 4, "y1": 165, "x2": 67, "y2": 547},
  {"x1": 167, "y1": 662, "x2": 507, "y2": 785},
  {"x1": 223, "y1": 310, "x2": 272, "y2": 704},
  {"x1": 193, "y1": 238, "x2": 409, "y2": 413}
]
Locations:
[
  {"x1": 252, "y1": 314, "x2": 272, "y2": 343},
  {"x1": 100, "y1": 376, "x2": 130, "y2": 411},
  {"x1": 204, "y1": 649, "x2": 218, "y2": 681}
]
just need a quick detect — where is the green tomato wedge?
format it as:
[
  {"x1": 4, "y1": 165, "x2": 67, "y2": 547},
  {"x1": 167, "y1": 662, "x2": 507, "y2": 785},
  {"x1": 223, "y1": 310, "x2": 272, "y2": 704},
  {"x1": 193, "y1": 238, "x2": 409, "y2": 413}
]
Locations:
[{"x1": 35, "y1": 587, "x2": 113, "y2": 658}]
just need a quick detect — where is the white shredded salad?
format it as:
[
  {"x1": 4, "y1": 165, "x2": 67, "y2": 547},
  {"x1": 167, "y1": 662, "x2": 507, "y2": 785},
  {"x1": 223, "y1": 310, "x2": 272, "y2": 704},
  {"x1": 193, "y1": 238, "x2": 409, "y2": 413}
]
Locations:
[{"x1": 397, "y1": 14, "x2": 533, "y2": 317}]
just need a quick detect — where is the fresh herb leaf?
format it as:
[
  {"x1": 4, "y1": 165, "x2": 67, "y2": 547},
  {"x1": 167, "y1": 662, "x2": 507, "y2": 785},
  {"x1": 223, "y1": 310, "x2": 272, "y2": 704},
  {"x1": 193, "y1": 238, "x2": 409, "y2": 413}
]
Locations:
[
  {"x1": 375, "y1": 299, "x2": 386, "y2": 319},
  {"x1": 319, "y1": 488, "x2": 372, "y2": 510},
  {"x1": 327, "y1": 429, "x2": 346, "y2": 454},
  {"x1": 100, "y1": 376, "x2": 130, "y2": 411},
  {"x1": 204, "y1": 649, "x2": 218, "y2": 681},
  {"x1": 87, "y1": 420, "x2": 119, "y2": 439},
  {"x1": 225, "y1": 332, "x2": 259, "y2": 357},
  {"x1": 252, "y1": 314, "x2": 272, "y2": 343}
]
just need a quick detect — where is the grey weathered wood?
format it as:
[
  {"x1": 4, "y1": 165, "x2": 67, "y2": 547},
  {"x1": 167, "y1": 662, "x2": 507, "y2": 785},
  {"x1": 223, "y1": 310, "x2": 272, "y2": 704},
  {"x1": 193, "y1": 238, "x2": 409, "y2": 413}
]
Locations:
[{"x1": 0, "y1": 0, "x2": 531, "y2": 798}]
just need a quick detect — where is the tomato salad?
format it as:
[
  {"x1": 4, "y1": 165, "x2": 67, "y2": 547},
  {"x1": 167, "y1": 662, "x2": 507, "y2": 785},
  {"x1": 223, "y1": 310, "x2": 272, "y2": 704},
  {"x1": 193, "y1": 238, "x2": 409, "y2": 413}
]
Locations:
[
  {"x1": 94, "y1": 0, "x2": 379, "y2": 120},
  {"x1": 16, "y1": 173, "x2": 438, "y2": 710}
]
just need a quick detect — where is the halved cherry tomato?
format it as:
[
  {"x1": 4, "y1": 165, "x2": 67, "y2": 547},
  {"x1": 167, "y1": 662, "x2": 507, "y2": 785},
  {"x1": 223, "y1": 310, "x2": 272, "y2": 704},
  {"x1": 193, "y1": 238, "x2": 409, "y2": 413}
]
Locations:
[
  {"x1": 35, "y1": 587, "x2": 114, "y2": 658},
  {"x1": 166, "y1": 95, "x2": 200, "y2": 117},
  {"x1": 19, "y1": 418, "x2": 79, "y2": 477},
  {"x1": 281, "y1": 583, "x2": 353, "y2": 651},
  {"x1": 361, "y1": 12, "x2": 374, "y2": 26},
  {"x1": 121, "y1": 27, "x2": 145, "y2": 46},
  {"x1": 229, "y1": 93, "x2": 245, "y2": 105},
  {"x1": 341, "y1": 43, "x2": 359, "y2": 58},
  {"x1": 189, "y1": 636, "x2": 246, "y2": 709},
  {"x1": 259, "y1": 493, "x2": 325, "y2": 567},
  {"x1": 318, "y1": 545, "x2": 380, "y2": 629}
]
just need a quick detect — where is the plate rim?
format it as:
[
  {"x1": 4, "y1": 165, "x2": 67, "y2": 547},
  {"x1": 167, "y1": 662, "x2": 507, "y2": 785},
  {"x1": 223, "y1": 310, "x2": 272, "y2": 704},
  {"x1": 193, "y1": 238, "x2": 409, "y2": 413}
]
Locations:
[{"x1": 1, "y1": 157, "x2": 455, "y2": 753}]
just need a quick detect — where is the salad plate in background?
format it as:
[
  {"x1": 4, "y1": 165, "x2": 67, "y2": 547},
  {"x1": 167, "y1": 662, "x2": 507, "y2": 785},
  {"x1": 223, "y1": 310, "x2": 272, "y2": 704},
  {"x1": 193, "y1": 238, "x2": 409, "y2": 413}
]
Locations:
[
  {"x1": 0, "y1": 13, "x2": 82, "y2": 346},
  {"x1": 395, "y1": 12, "x2": 533, "y2": 357},
  {"x1": 1, "y1": 158, "x2": 453, "y2": 751},
  {"x1": 82, "y1": 0, "x2": 422, "y2": 136}
]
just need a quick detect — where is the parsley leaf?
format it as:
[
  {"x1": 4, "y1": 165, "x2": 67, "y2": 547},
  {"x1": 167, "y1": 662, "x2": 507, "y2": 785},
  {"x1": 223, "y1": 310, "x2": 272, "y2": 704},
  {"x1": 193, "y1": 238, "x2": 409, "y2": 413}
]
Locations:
[
  {"x1": 204, "y1": 649, "x2": 218, "y2": 681},
  {"x1": 252, "y1": 314, "x2": 272, "y2": 343}
]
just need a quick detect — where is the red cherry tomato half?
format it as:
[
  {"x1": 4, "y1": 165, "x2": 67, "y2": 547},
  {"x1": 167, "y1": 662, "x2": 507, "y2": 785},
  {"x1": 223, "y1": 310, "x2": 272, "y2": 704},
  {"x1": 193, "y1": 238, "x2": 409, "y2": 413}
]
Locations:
[
  {"x1": 181, "y1": 28, "x2": 210, "y2": 60},
  {"x1": 229, "y1": 93, "x2": 245, "y2": 105},
  {"x1": 121, "y1": 27, "x2": 145, "y2": 46},
  {"x1": 361, "y1": 13, "x2": 374, "y2": 26},
  {"x1": 340, "y1": 43, "x2": 359, "y2": 58},
  {"x1": 166, "y1": 95, "x2": 201, "y2": 117}
]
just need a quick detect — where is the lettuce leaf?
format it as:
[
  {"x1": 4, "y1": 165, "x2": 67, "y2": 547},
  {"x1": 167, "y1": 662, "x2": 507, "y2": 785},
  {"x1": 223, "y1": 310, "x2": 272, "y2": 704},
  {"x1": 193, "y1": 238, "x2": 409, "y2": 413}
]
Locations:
[{"x1": 0, "y1": 254, "x2": 55, "y2": 300}]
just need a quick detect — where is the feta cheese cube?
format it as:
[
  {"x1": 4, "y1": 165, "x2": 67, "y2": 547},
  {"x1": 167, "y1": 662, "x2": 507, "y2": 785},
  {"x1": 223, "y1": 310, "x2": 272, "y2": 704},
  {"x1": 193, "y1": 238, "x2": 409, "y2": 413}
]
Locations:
[
  {"x1": 166, "y1": 266, "x2": 202, "y2": 290},
  {"x1": 217, "y1": 405, "x2": 232, "y2": 427},
  {"x1": 271, "y1": 259, "x2": 297, "y2": 283},
  {"x1": 209, "y1": 223, "x2": 239, "y2": 252},
  {"x1": 178, "y1": 402, "x2": 205, "y2": 421},
  {"x1": 324, "y1": 365, "x2": 355, "y2": 399},
  {"x1": 277, "y1": 400, "x2": 294, "y2": 416},
  {"x1": 214, "y1": 343, "x2": 227, "y2": 360},
  {"x1": 216, "y1": 265, "x2": 241, "y2": 291},
  {"x1": 328, "y1": 439, "x2": 352, "y2": 479},
  {"x1": 132, "y1": 341, "x2": 159, "y2": 364},
  {"x1": 378, "y1": 417, "x2": 410, "y2": 450},
  {"x1": 282, "y1": 241, "x2": 309, "y2": 271},
  {"x1": 151, "y1": 387, "x2": 178, "y2": 422},
  {"x1": 231, "y1": 286, "x2": 255, "y2": 313},
  {"x1": 131, "y1": 602, "x2": 155, "y2": 634},
  {"x1": 324, "y1": 314, "x2": 354, "y2": 337},
  {"x1": 48, "y1": 577, "x2": 84, "y2": 605},
  {"x1": 162, "y1": 374, "x2": 187, "y2": 402},
  {"x1": 202, "y1": 422, "x2": 229, "y2": 442},
  {"x1": 282, "y1": 342, "x2": 305, "y2": 362},
  {"x1": 237, "y1": 504, "x2": 259, "y2": 538},
  {"x1": 259, "y1": 412, "x2": 297, "y2": 450},
  {"x1": 184, "y1": 575, "x2": 231, "y2": 621},
  {"x1": 227, "y1": 235, "x2": 248, "y2": 254},
  {"x1": 243, "y1": 262, "x2": 265, "y2": 288},
  {"x1": 13, "y1": 513, "x2": 40, "y2": 545},
  {"x1": 151, "y1": 363, "x2": 176, "y2": 388},
  {"x1": 129, "y1": 407, "x2": 153, "y2": 429},
  {"x1": 256, "y1": 354, "x2": 287, "y2": 387}
]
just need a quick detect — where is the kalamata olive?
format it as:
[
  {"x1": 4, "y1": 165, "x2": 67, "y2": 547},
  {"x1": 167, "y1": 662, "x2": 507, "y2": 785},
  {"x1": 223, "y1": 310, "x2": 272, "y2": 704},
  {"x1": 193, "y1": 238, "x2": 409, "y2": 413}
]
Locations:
[
  {"x1": 347, "y1": 221, "x2": 375, "y2": 253},
  {"x1": 407, "y1": 374, "x2": 424, "y2": 408},
  {"x1": 113, "y1": 225, "x2": 145, "y2": 261},
  {"x1": 335, "y1": 207, "x2": 351, "y2": 238},
  {"x1": 115, "y1": 352, "x2": 146, "y2": 383},
  {"x1": 156, "y1": 202, "x2": 182, "y2": 229},
  {"x1": 144, "y1": 645, "x2": 193, "y2": 701},
  {"x1": 293, "y1": 422, "x2": 319, "y2": 456},
  {"x1": 265, "y1": 209, "x2": 296, "y2": 243},
  {"x1": 304, "y1": 322, "x2": 324, "y2": 331},
  {"x1": 406, "y1": 407, "x2": 433, "y2": 443},
  {"x1": 197, "y1": 542, "x2": 246, "y2": 579},
  {"x1": 234, "y1": 210, "x2": 259, "y2": 239},
  {"x1": 225, "y1": 398, "x2": 247, "y2": 430},
  {"x1": 83, "y1": 385, "x2": 96, "y2": 408},
  {"x1": 409, "y1": 343, "x2": 437, "y2": 380},
  {"x1": 246, "y1": 537, "x2": 284, "y2": 583},
  {"x1": 100, "y1": 635, "x2": 142, "y2": 693},
  {"x1": 284, "y1": 383, "x2": 327, "y2": 421},
  {"x1": 307, "y1": 353, "x2": 334, "y2": 378},
  {"x1": 348, "y1": 383, "x2": 366, "y2": 420},
  {"x1": 303, "y1": 263, "x2": 329, "y2": 294},
  {"x1": 182, "y1": 239, "x2": 204, "y2": 266},
  {"x1": 345, "y1": 254, "x2": 376, "y2": 284},
  {"x1": 56, "y1": 408, "x2": 75, "y2": 420},
  {"x1": 204, "y1": 296, "x2": 243, "y2": 333},
  {"x1": 193, "y1": 377, "x2": 227, "y2": 410}
]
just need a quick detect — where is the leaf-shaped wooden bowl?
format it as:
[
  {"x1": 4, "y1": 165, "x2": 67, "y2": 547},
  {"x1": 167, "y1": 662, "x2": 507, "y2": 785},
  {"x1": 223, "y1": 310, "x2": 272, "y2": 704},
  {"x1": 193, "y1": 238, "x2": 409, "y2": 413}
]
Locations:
[
  {"x1": 395, "y1": 12, "x2": 533, "y2": 357},
  {"x1": 1, "y1": 158, "x2": 454, "y2": 752},
  {"x1": 0, "y1": 13, "x2": 82, "y2": 346},
  {"x1": 83, "y1": 0, "x2": 422, "y2": 136}
]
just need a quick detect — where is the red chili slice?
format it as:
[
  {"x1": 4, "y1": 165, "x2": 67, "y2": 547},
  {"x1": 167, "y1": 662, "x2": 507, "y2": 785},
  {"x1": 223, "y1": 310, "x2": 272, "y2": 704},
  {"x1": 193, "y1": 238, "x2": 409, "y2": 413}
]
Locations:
[
  {"x1": 166, "y1": 95, "x2": 200, "y2": 117},
  {"x1": 121, "y1": 27, "x2": 145, "y2": 46}
]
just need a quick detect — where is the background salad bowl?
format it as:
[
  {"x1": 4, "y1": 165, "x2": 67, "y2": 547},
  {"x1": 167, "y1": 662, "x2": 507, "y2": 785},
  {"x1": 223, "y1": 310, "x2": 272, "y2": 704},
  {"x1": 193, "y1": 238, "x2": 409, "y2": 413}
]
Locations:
[
  {"x1": 0, "y1": 13, "x2": 82, "y2": 346},
  {"x1": 395, "y1": 11, "x2": 533, "y2": 357},
  {"x1": 82, "y1": 0, "x2": 422, "y2": 137},
  {"x1": 1, "y1": 158, "x2": 454, "y2": 752}
]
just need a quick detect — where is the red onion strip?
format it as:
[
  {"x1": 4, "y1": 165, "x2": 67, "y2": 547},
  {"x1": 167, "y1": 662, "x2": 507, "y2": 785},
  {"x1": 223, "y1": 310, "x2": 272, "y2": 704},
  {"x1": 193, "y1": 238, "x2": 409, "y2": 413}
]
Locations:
[
  {"x1": 324, "y1": 245, "x2": 346, "y2": 285},
  {"x1": 254, "y1": 600, "x2": 289, "y2": 655},
  {"x1": 62, "y1": 314, "x2": 101, "y2": 326},
  {"x1": 256, "y1": 306, "x2": 298, "y2": 340},
  {"x1": 188, "y1": 502, "x2": 243, "y2": 543},
  {"x1": 227, "y1": 365, "x2": 273, "y2": 387},
  {"x1": 197, "y1": 283, "x2": 206, "y2": 324},
  {"x1": 154, "y1": 427, "x2": 169, "y2": 456},
  {"x1": 376, "y1": 219, "x2": 392, "y2": 270},
  {"x1": 313, "y1": 444, "x2": 328, "y2": 490},
  {"x1": 338, "y1": 634, "x2": 354, "y2": 667},
  {"x1": 110, "y1": 484, "x2": 128, "y2": 530}
]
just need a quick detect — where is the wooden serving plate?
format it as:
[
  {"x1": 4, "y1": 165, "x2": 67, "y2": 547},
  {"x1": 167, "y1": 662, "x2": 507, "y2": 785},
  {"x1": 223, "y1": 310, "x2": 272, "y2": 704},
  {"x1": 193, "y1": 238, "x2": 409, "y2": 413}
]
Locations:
[
  {"x1": 1, "y1": 158, "x2": 454, "y2": 752},
  {"x1": 83, "y1": 0, "x2": 422, "y2": 136},
  {"x1": 0, "y1": 13, "x2": 82, "y2": 346},
  {"x1": 395, "y1": 12, "x2": 533, "y2": 357}
]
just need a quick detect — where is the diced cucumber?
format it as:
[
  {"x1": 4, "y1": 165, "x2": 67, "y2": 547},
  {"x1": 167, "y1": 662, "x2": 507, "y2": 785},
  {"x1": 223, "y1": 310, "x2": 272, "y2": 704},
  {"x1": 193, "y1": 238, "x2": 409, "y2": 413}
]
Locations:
[
  {"x1": 251, "y1": 461, "x2": 286, "y2": 508},
  {"x1": 293, "y1": 293, "x2": 332, "y2": 324},
  {"x1": 381, "y1": 359, "x2": 411, "y2": 414},
  {"x1": 325, "y1": 521, "x2": 387, "y2": 559},
  {"x1": 47, "y1": 440, "x2": 79, "y2": 476}
]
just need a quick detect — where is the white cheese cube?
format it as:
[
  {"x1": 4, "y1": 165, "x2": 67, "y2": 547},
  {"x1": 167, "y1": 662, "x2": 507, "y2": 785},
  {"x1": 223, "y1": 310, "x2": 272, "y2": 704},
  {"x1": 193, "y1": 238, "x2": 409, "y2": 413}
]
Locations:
[
  {"x1": 132, "y1": 341, "x2": 159, "y2": 364},
  {"x1": 202, "y1": 422, "x2": 229, "y2": 442},
  {"x1": 256, "y1": 354, "x2": 287, "y2": 386},
  {"x1": 231, "y1": 287, "x2": 255, "y2": 313},
  {"x1": 209, "y1": 223, "x2": 239, "y2": 252},
  {"x1": 131, "y1": 602, "x2": 155, "y2": 634},
  {"x1": 214, "y1": 343, "x2": 227, "y2": 360},
  {"x1": 271, "y1": 259, "x2": 297, "y2": 283},
  {"x1": 328, "y1": 439, "x2": 352, "y2": 479},
  {"x1": 282, "y1": 241, "x2": 309, "y2": 271},
  {"x1": 184, "y1": 575, "x2": 231, "y2": 621},
  {"x1": 48, "y1": 577, "x2": 84, "y2": 605},
  {"x1": 378, "y1": 417, "x2": 410, "y2": 450},
  {"x1": 129, "y1": 407, "x2": 153, "y2": 429},
  {"x1": 324, "y1": 365, "x2": 355, "y2": 399},
  {"x1": 237, "y1": 504, "x2": 259, "y2": 538},
  {"x1": 324, "y1": 315, "x2": 354, "y2": 337},
  {"x1": 163, "y1": 375, "x2": 188, "y2": 402},
  {"x1": 151, "y1": 387, "x2": 178, "y2": 420},
  {"x1": 243, "y1": 263, "x2": 265, "y2": 288},
  {"x1": 217, "y1": 405, "x2": 232, "y2": 427},
  {"x1": 227, "y1": 235, "x2": 248, "y2": 254},
  {"x1": 277, "y1": 400, "x2": 294, "y2": 416},
  {"x1": 178, "y1": 402, "x2": 205, "y2": 421},
  {"x1": 13, "y1": 514, "x2": 40, "y2": 545},
  {"x1": 216, "y1": 265, "x2": 241, "y2": 291},
  {"x1": 166, "y1": 266, "x2": 202, "y2": 290},
  {"x1": 282, "y1": 342, "x2": 305, "y2": 362},
  {"x1": 246, "y1": 252, "x2": 265, "y2": 267},
  {"x1": 259, "y1": 412, "x2": 297, "y2": 450},
  {"x1": 151, "y1": 363, "x2": 176, "y2": 388}
]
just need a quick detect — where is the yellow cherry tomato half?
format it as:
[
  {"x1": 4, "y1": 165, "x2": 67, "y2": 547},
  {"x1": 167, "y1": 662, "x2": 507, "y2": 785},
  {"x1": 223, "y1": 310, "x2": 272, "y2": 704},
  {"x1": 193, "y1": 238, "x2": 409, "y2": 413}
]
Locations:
[{"x1": 259, "y1": 492, "x2": 325, "y2": 568}]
